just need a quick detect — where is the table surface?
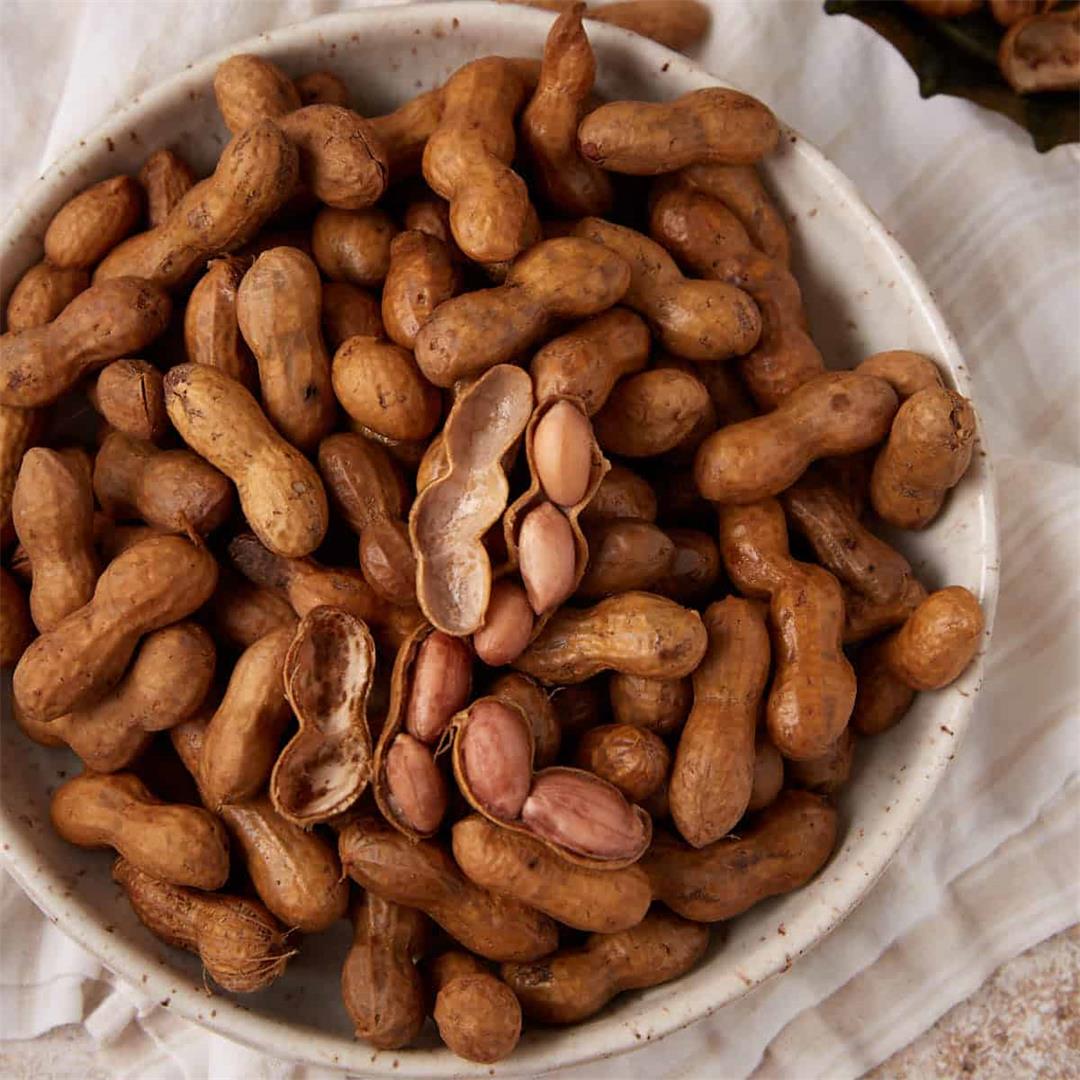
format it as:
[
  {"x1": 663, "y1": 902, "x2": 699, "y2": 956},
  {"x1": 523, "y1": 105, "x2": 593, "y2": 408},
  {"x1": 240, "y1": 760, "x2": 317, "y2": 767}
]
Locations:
[{"x1": 1, "y1": 926, "x2": 1074, "y2": 1079}]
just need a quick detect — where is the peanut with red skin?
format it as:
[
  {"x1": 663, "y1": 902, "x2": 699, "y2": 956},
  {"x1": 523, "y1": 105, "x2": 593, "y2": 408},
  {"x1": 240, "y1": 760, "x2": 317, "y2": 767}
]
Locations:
[
  {"x1": 403, "y1": 630, "x2": 474, "y2": 744},
  {"x1": 473, "y1": 581, "x2": 535, "y2": 667},
  {"x1": 385, "y1": 732, "x2": 449, "y2": 834}
]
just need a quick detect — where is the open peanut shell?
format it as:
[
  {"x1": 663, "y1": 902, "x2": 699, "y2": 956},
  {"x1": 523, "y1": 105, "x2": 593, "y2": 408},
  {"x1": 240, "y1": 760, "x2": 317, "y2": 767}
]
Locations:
[
  {"x1": 409, "y1": 365, "x2": 533, "y2": 636},
  {"x1": 371, "y1": 620, "x2": 444, "y2": 840},
  {"x1": 500, "y1": 395, "x2": 610, "y2": 639},
  {"x1": 449, "y1": 695, "x2": 651, "y2": 870},
  {"x1": 270, "y1": 605, "x2": 375, "y2": 826}
]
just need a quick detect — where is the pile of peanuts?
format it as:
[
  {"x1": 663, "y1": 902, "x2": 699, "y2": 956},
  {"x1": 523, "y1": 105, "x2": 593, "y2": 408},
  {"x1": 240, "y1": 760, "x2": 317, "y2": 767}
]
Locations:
[{"x1": 0, "y1": 3, "x2": 986, "y2": 1064}]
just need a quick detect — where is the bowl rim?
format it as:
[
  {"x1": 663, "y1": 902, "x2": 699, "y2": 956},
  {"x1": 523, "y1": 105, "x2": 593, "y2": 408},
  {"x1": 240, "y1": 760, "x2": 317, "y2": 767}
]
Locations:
[{"x1": 0, "y1": 3, "x2": 999, "y2": 1075}]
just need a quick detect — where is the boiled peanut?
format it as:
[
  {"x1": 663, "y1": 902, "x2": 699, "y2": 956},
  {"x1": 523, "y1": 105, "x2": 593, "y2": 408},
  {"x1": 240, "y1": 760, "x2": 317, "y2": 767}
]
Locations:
[
  {"x1": 0, "y1": 567, "x2": 33, "y2": 666},
  {"x1": 271, "y1": 606, "x2": 376, "y2": 825},
  {"x1": 747, "y1": 737, "x2": 784, "y2": 811},
  {"x1": 576, "y1": 723, "x2": 670, "y2": 802},
  {"x1": 580, "y1": 464, "x2": 658, "y2": 525},
  {"x1": 573, "y1": 217, "x2": 761, "y2": 362},
  {"x1": 473, "y1": 580, "x2": 535, "y2": 666},
  {"x1": 170, "y1": 714, "x2": 348, "y2": 933},
  {"x1": 858, "y1": 349, "x2": 943, "y2": 399},
  {"x1": 228, "y1": 532, "x2": 421, "y2": 649},
  {"x1": 342, "y1": 894, "x2": 428, "y2": 1050},
  {"x1": 781, "y1": 468, "x2": 918, "y2": 607},
  {"x1": 51, "y1": 771, "x2": 229, "y2": 889},
  {"x1": 18, "y1": 621, "x2": 214, "y2": 773},
  {"x1": 93, "y1": 359, "x2": 168, "y2": 443},
  {"x1": 579, "y1": 87, "x2": 779, "y2": 174},
  {"x1": 578, "y1": 519, "x2": 675, "y2": 598},
  {"x1": 95, "y1": 121, "x2": 299, "y2": 289},
  {"x1": 530, "y1": 307, "x2": 650, "y2": 414},
  {"x1": 381, "y1": 230, "x2": 460, "y2": 349},
  {"x1": 12, "y1": 447, "x2": 97, "y2": 632},
  {"x1": 321, "y1": 281, "x2": 384, "y2": 349},
  {"x1": 422, "y1": 57, "x2": 537, "y2": 263},
  {"x1": 520, "y1": 5, "x2": 613, "y2": 216},
  {"x1": 13, "y1": 534, "x2": 218, "y2": 724},
  {"x1": 236, "y1": 246, "x2": 337, "y2": 450},
  {"x1": 610, "y1": 673, "x2": 692, "y2": 735},
  {"x1": 165, "y1": 363, "x2": 328, "y2": 558},
  {"x1": 648, "y1": 180, "x2": 822, "y2": 408},
  {"x1": 695, "y1": 371, "x2": 899, "y2": 503},
  {"x1": 452, "y1": 813, "x2": 650, "y2": 932},
  {"x1": 44, "y1": 176, "x2": 143, "y2": 269},
  {"x1": 312, "y1": 206, "x2": 396, "y2": 287},
  {"x1": 200, "y1": 628, "x2": 293, "y2": 808},
  {"x1": 718, "y1": 500, "x2": 855, "y2": 760},
  {"x1": 338, "y1": 815, "x2": 558, "y2": 962},
  {"x1": 318, "y1": 432, "x2": 415, "y2": 606},
  {"x1": 852, "y1": 642, "x2": 917, "y2": 736},
  {"x1": 870, "y1": 386, "x2": 977, "y2": 529},
  {"x1": 114, "y1": 858, "x2": 290, "y2": 992},
  {"x1": 138, "y1": 149, "x2": 196, "y2": 227},
  {"x1": 404, "y1": 629, "x2": 474, "y2": 743},
  {"x1": 429, "y1": 951, "x2": 522, "y2": 1064},
  {"x1": 183, "y1": 256, "x2": 257, "y2": 389},
  {"x1": 385, "y1": 732, "x2": 449, "y2": 834},
  {"x1": 410, "y1": 365, "x2": 534, "y2": 634},
  {"x1": 93, "y1": 430, "x2": 234, "y2": 537},
  {"x1": 787, "y1": 726, "x2": 855, "y2": 796},
  {"x1": 0, "y1": 277, "x2": 171, "y2": 407},
  {"x1": 885, "y1": 586, "x2": 985, "y2": 688},
  {"x1": 680, "y1": 162, "x2": 791, "y2": 266},
  {"x1": 214, "y1": 54, "x2": 301, "y2": 132},
  {"x1": 518, "y1": 502, "x2": 578, "y2": 614},
  {"x1": 502, "y1": 909, "x2": 709, "y2": 1024},
  {"x1": 414, "y1": 237, "x2": 630, "y2": 387},
  {"x1": 277, "y1": 104, "x2": 388, "y2": 210},
  {"x1": 670, "y1": 597, "x2": 770, "y2": 847},
  {"x1": 514, "y1": 591, "x2": 707, "y2": 684},
  {"x1": 5, "y1": 262, "x2": 88, "y2": 332},
  {"x1": 644, "y1": 790, "x2": 838, "y2": 921},
  {"x1": 331, "y1": 335, "x2": 441, "y2": 442}
]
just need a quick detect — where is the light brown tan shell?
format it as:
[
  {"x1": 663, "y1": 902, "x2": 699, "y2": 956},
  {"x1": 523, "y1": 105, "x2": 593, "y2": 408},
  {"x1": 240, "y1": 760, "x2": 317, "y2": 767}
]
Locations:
[
  {"x1": 409, "y1": 365, "x2": 533, "y2": 636},
  {"x1": 270, "y1": 606, "x2": 376, "y2": 826}
]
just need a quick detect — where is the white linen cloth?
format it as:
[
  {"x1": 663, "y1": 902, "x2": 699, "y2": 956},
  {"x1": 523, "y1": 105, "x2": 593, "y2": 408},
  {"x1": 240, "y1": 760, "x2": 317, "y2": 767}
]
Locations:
[{"x1": 1, "y1": 1, "x2": 1077, "y2": 1077}]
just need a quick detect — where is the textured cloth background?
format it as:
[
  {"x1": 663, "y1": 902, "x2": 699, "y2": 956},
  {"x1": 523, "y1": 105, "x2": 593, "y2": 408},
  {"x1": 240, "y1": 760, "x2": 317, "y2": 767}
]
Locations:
[{"x1": 1, "y1": 1, "x2": 1078, "y2": 1077}]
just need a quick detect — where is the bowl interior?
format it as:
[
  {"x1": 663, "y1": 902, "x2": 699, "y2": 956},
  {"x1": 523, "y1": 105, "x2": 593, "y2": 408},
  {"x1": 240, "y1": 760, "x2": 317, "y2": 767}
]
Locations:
[{"x1": 0, "y1": 4, "x2": 998, "y2": 1076}]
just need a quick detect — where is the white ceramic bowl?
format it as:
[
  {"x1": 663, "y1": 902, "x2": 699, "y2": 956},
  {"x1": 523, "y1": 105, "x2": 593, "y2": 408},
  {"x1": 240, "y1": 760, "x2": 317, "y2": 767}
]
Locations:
[{"x1": 0, "y1": 4, "x2": 998, "y2": 1075}]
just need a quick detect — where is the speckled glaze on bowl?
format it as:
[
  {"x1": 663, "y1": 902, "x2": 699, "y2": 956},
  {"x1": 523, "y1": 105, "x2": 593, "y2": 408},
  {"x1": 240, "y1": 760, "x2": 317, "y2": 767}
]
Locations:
[{"x1": 0, "y1": 4, "x2": 998, "y2": 1075}]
